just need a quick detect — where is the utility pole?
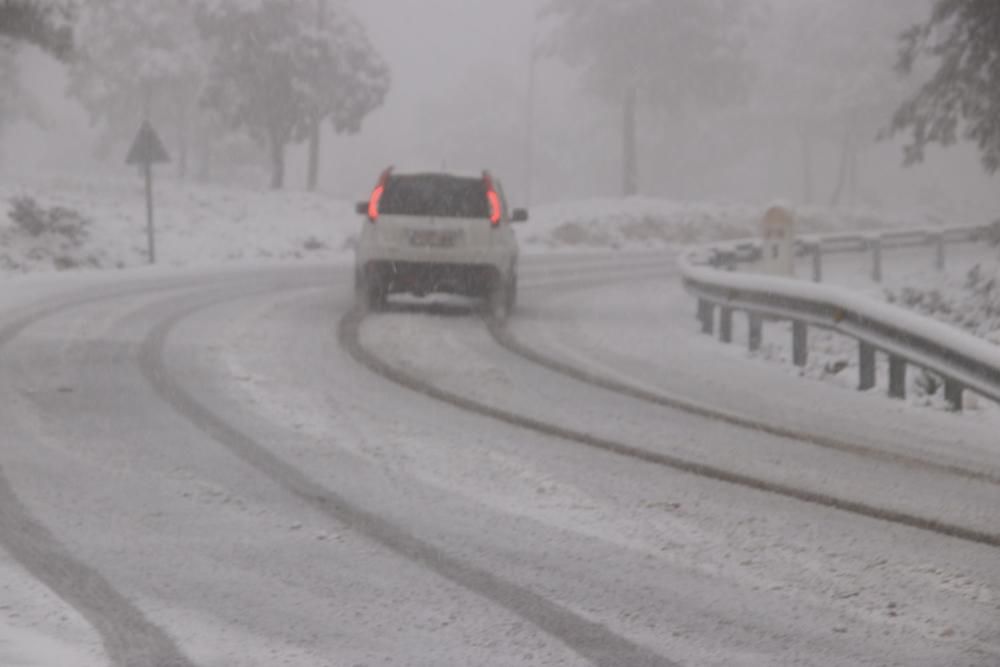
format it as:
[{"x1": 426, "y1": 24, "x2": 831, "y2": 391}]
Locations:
[
  {"x1": 524, "y1": 28, "x2": 537, "y2": 206},
  {"x1": 622, "y1": 85, "x2": 638, "y2": 197}
]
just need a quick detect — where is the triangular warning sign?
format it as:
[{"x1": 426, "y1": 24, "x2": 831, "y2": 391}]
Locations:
[{"x1": 126, "y1": 120, "x2": 170, "y2": 166}]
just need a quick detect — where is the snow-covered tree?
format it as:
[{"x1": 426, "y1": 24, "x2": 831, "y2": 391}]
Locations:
[
  {"x1": 67, "y1": 0, "x2": 209, "y2": 178},
  {"x1": 540, "y1": 0, "x2": 750, "y2": 196},
  {"x1": 0, "y1": 0, "x2": 63, "y2": 161},
  {"x1": 199, "y1": 0, "x2": 389, "y2": 190},
  {"x1": 300, "y1": 0, "x2": 389, "y2": 191},
  {"x1": 890, "y1": 0, "x2": 1000, "y2": 175},
  {"x1": 0, "y1": 44, "x2": 26, "y2": 146},
  {"x1": 0, "y1": 0, "x2": 73, "y2": 59}
]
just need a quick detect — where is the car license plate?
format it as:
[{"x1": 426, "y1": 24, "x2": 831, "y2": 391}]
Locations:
[{"x1": 409, "y1": 230, "x2": 461, "y2": 247}]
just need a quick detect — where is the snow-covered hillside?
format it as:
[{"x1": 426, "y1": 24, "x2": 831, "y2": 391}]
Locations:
[
  {"x1": 0, "y1": 173, "x2": 973, "y2": 275},
  {"x1": 0, "y1": 175, "x2": 356, "y2": 273},
  {"x1": 521, "y1": 198, "x2": 949, "y2": 251}
]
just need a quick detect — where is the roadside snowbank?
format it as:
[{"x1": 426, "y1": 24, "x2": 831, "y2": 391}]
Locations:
[
  {"x1": 0, "y1": 174, "x2": 354, "y2": 273},
  {"x1": 1, "y1": 173, "x2": 956, "y2": 275},
  {"x1": 522, "y1": 197, "x2": 938, "y2": 251}
]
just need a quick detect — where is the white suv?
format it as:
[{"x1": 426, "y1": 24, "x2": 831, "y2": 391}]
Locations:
[{"x1": 354, "y1": 168, "x2": 527, "y2": 318}]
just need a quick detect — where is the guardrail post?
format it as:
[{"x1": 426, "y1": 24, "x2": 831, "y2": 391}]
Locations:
[
  {"x1": 722, "y1": 251, "x2": 737, "y2": 272},
  {"x1": 888, "y1": 355, "x2": 906, "y2": 399},
  {"x1": 870, "y1": 237, "x2": 882, "y2": 283},
  {"x1": 697, "y1": 299, "x2": 714, "y2": 334},
  {"x1": 719, "y1": 307, "x2": 733, "y2": 343},
  {"x1": 748, "y1": 313, "x2": 763, "y2": 352},
  {"x1": 943, "y1": 379, "x2": 963, "y2": 412},
  {"x1": 811, "y1": 243, "x2": 822, "y2": 283},
  {"x1": 934, "y1": 233, "x2": 945, "y2": 271},
  {"x1": 858, "y1": 342, "x2": 876, "y2": 390},
  {"x1": 792, "y1": 321, "x2": 807, "y2": 366}
]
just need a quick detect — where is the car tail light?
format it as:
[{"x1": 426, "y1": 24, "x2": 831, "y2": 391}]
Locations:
[
  {"x1": 367, "y1": 167, "x2": 392, "y2": 222},
  {"x1": 483, "y1": 171, "x2": 501, "y2": 226}
]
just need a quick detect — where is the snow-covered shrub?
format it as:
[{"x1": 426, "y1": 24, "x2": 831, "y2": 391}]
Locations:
[
  {"x1": 883, "y1": 262, "x2": 1000, "y2": 344},
  {"x1": 1, "y1": 196, "x2": 104, "y2": 272},
  {"x1": 302, "y1": 236, "x2": 327, "y2": 251},
  {"x1": 8, "y1": 196, "x2": 91, "y2": 243},
  {"x1": 885, "y1": 286, "x2": 953, "y2": 318}
]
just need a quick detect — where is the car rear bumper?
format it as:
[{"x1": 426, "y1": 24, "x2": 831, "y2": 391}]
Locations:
[
  {"x1": 361, "y1": 260, "x2": 506, "y2": 297},
  {"x1": 358, "y1": 243, "x2": 512, "y2": 268}
]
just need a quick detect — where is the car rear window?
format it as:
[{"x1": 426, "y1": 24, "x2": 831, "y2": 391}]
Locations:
[{"x1": 379, "y1": 175, "x2": 489, "y2": 218}]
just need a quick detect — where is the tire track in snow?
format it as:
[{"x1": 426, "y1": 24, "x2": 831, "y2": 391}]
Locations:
[
  {"x1": 0, "y1": 258, "x2": 674, "y2": 667},
  {"x1": 138, "y1": 289, "x2": 677, "y2": 667},
  {"x1": 341, "y1": 310, "x2": 1000, "y2": 550},
  {"x1": 0, "y1": 287, "x2": 213, "y2": 667},
  {"x1": 487, "y1": 318, "x2": 1000, "y2": 487}
]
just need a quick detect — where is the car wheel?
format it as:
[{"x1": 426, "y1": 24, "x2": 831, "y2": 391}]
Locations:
[
  {"x1": 505, "y1": 273, "x2": 517, "y2": 313},
  {"x1": 487, "y1": 274, "x2": 510, "y2": 322},
  {"x1": 367, "y1": 279, "x2": 387, "y2": 311},
  {"x1": 356, "y1": 267, "x2": 386, "y2": 312}
]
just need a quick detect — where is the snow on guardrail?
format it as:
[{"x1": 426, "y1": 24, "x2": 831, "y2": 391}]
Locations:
[{"x1": 680, "y1": 221, "x2": 1000, "y2": 408}]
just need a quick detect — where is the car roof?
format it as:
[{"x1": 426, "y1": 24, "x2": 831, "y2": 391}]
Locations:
[{"x1": 385, "y1": 167, "x2": 491, "y2": 181}]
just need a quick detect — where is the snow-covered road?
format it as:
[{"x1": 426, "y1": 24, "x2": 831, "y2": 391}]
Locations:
[{"x1": 0, "y1": 255, "x2": 997, "y2": 666}]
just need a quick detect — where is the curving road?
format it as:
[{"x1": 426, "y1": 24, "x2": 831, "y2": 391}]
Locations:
[{"x1": 0, "y1": 256, "x2": 997, "y2": 666}]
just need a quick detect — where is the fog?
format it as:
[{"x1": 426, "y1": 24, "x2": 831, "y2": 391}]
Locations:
[
  {"x1": 1, "y1": 4, "x2": 999, "y2": 665},
  {"x1": 3, "y1": 0, "x2": 999, "y2": 220}
]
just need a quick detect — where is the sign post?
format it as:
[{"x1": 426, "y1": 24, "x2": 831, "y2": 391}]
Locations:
[{"x1": 126, "y1": 120, "x2": 170, "y2": 264}]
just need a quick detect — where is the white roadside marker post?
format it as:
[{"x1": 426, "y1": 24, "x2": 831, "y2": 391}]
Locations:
[{"x1": 758, "y1": 205, "x2": 797, "y2": 356}]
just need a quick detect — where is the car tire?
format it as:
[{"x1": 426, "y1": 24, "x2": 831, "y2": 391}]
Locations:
[
  {"x1": 367, "y1": 280, "x2": 387, "y2": 311},
  {"x1": 506, "y1": 273, "x2": 517, "y2": 313},
  {"x1": 356, "y1": 267, "x2": 386, "y2": 312},
  {"x1": 487, "y1": 272, "x2": 511, "y2": 322}
]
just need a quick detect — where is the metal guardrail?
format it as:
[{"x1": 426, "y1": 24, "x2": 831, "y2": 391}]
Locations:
[
  {"x1": 681, "y1": 221, "x2": 1000, "y2": 410},
  {"x1": 790, "y1": 224, "x2": 988, "y2": 282}
]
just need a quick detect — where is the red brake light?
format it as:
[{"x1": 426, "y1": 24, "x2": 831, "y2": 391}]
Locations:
[
  {"x1": 483, "y1": 171, "x2": 501, "y2": 225},
  {"x1": 367, "y1": 185, "x2": 384, "y2": 221},
  {"x1": 367, "y1": 167, "x2": 392, "y2": 222}
]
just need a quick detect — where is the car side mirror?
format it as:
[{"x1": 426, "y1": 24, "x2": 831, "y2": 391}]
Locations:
[
  {"x1": 511, "y1": 208, "x2": 529, "y2": 223},
  {"x1": 355, "y1": 201, "x2": 369, "y2": 216}
]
